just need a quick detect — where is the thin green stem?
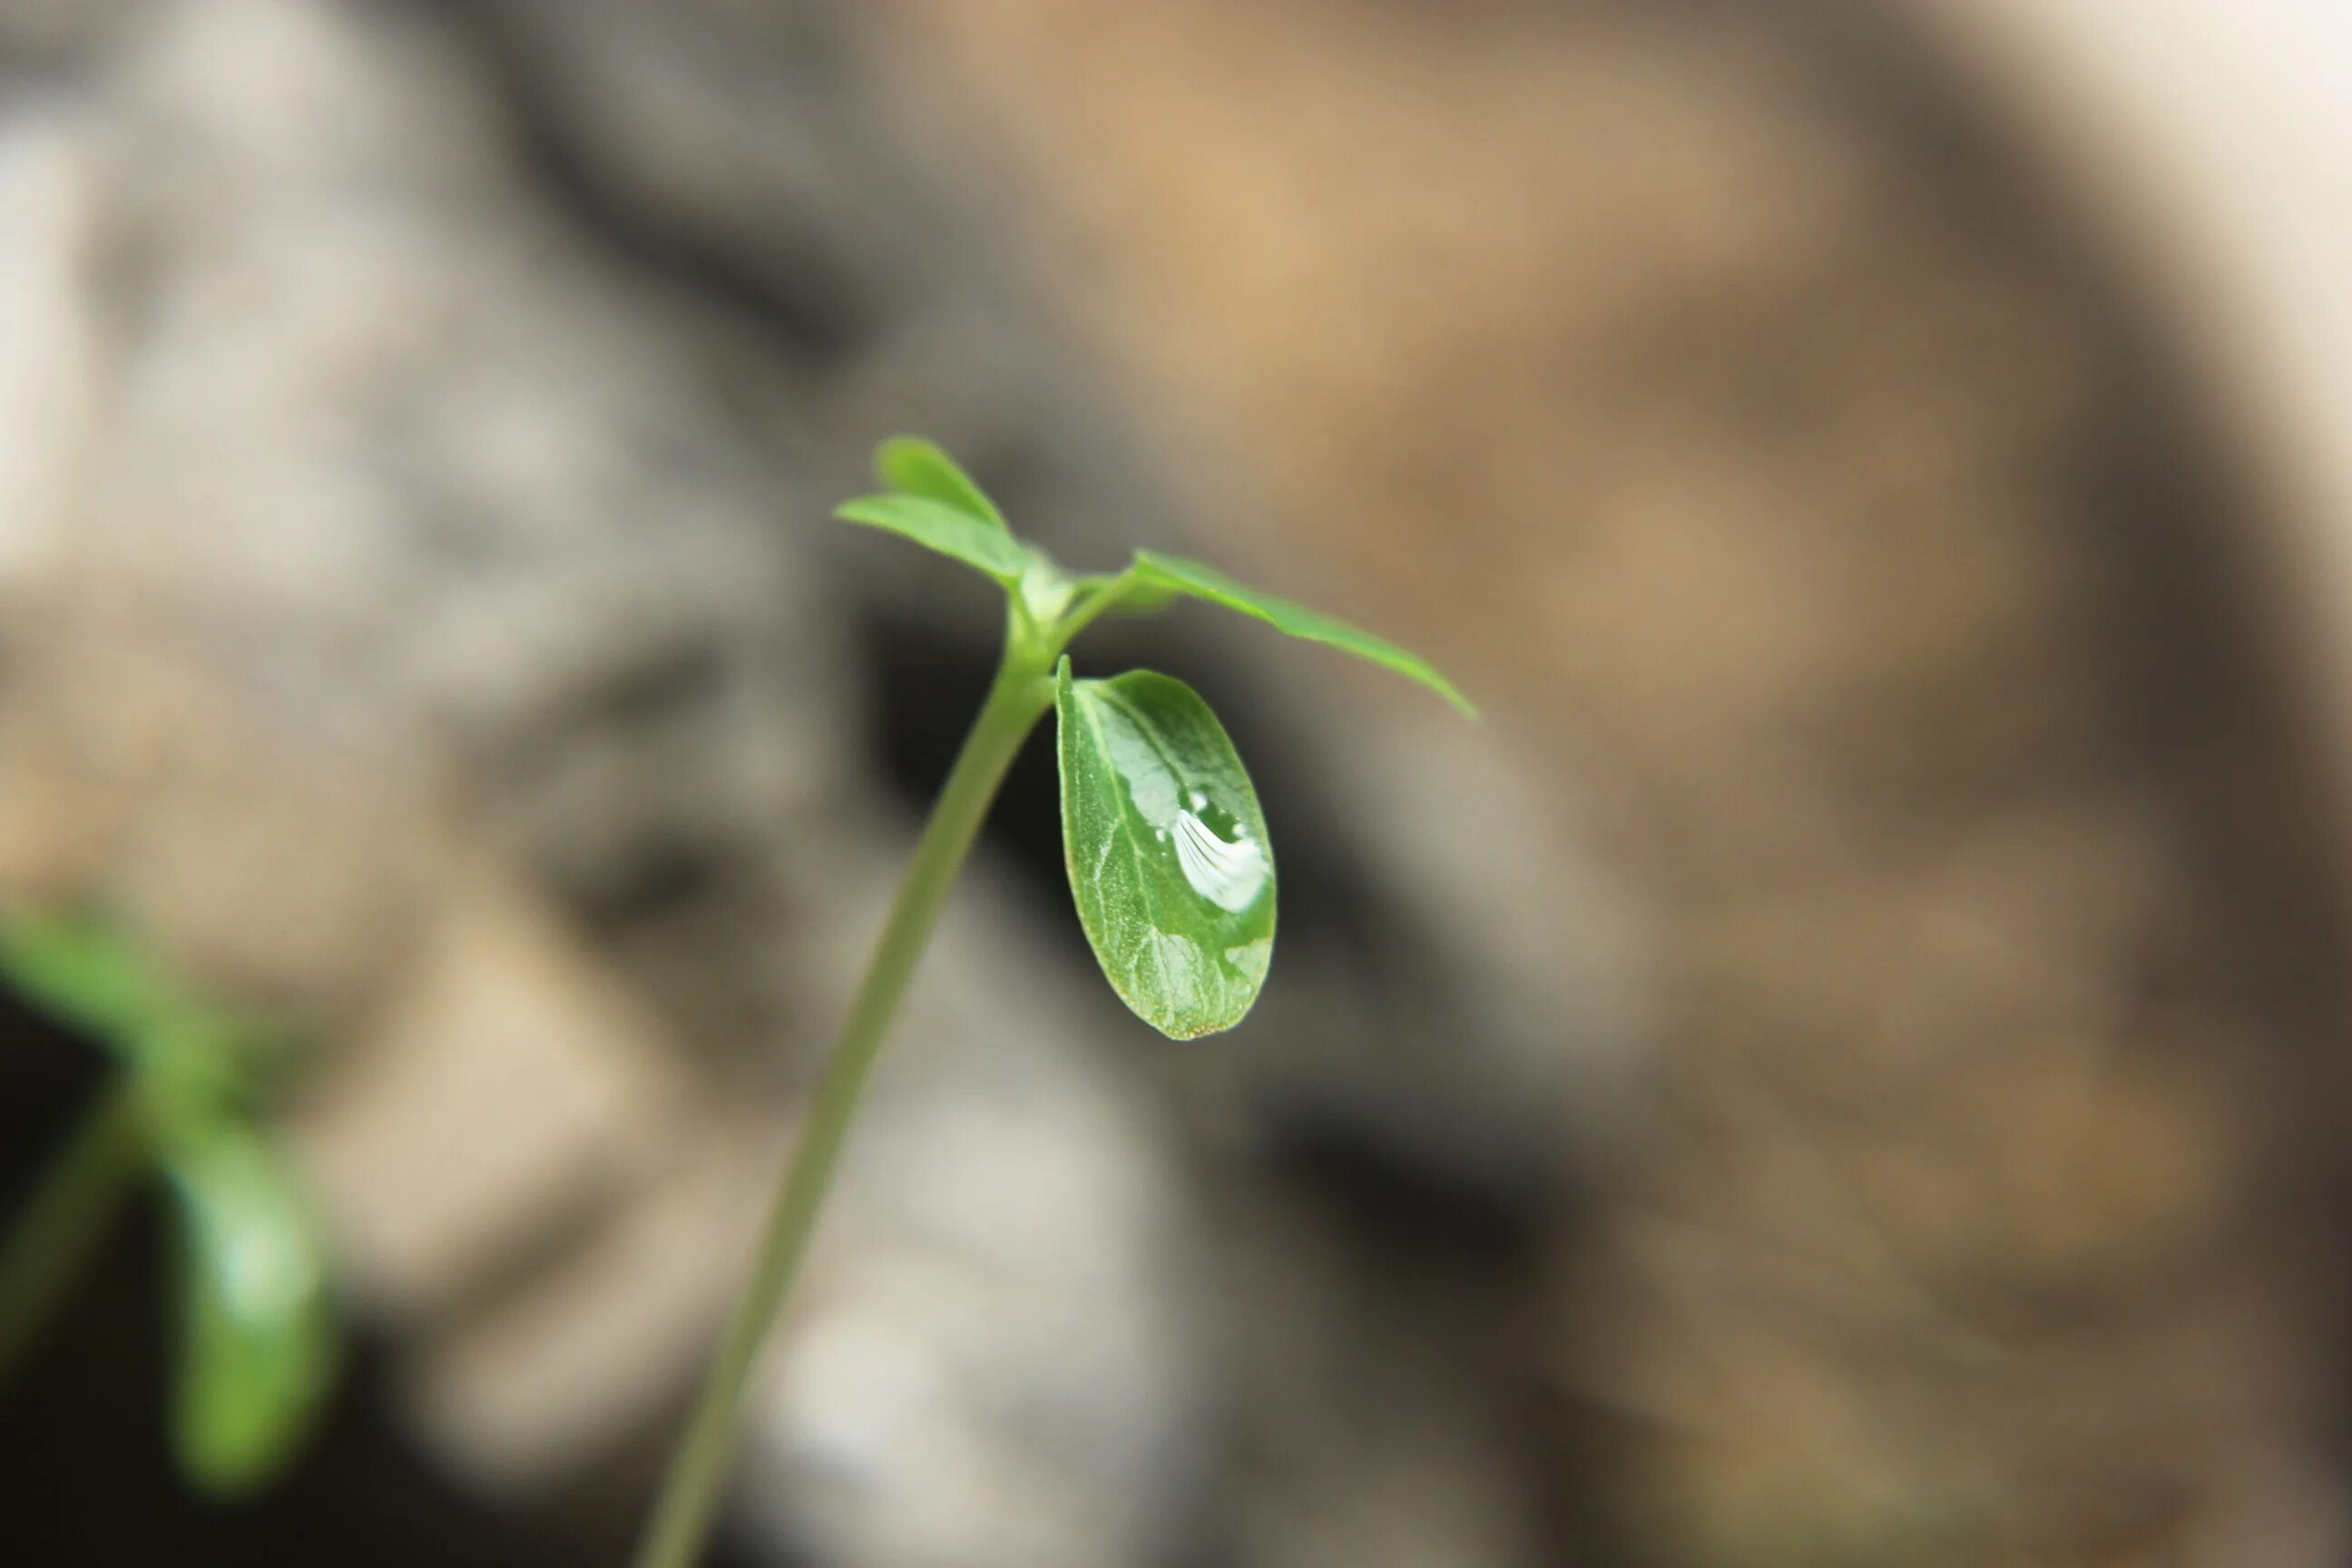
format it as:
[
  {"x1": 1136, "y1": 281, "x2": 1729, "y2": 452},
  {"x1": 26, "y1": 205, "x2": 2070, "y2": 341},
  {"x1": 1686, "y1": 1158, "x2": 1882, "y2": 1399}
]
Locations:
[
  {"x1": 1053, "y1": 565, "x2": 1142, "y2": 652},
  {"x1": 632, "y1": 633, "x2": 1055, "y2": 1568},
  {"x1": 0, "y1": 1073, "x2": 146, "y2": 1387}
]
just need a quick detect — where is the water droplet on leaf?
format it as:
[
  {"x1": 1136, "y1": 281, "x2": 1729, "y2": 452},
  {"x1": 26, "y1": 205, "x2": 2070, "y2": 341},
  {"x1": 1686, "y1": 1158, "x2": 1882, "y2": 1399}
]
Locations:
[
  {"x1": 1171, "y1": 808, "x2": 1269, "y2": 913},
  {"x1": 1056, "y1": 663, "x2": 1277, "y2": 1038}
]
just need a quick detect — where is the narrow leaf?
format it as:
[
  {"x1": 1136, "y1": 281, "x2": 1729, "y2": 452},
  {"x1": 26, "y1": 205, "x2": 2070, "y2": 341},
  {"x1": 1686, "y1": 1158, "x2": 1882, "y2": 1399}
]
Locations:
[
  {"x1": 0, "y1": 910, "x2": 168, "y2": 1044},
  {"x1": 1056, "y1": 660, "x2": 1275, "y2": 1038},
  {"x1": 165, "y1": 1125, "x2": 338, "y2": 1497},
  {"x1": 0, "y1": 911, "x2": 285, "y2": 1099},
  {"x1": 874, "y1": 436, "x2": 1008, "y2": 531},
  {"x1": 835, "y1": 494, "x2": 1041, "y2": 586},
  {"x1": 1129, "y1": 551, "x2": 1476, "y2": 716}
]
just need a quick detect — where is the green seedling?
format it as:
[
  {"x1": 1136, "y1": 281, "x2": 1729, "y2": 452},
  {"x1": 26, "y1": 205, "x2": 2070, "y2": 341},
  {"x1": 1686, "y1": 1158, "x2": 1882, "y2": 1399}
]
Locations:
[
  {"x1": 635, "y1": 437, "x2": 1473, "y2": 1568},
  {"x1": 0, "y1": 911, "x2": 335, "y2": 1498}
]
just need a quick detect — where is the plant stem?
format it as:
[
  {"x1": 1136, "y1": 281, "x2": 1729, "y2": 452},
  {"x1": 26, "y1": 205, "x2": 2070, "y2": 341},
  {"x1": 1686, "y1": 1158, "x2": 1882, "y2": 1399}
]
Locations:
[
  {"x1": 632, "y1": 644, "x2": 1054, "y2": 1568},
  {"x1": 0, "y1": 1073, "x2": 145, "y2": 1387},
  {"x1": 1054, "y1": 565, "x2": 1141, "y2": 648}
]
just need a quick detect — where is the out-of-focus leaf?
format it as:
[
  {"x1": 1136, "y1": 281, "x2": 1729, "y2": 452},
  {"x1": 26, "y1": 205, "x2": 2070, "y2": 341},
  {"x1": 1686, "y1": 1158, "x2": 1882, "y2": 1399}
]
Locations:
[
  {"x1": 0, "y1": 910, "x2": 287, "y2": 1098},
  {"x1": 164, "y1": 1125, "x2": 338, "y2": 1497},
  {"x1": 1056, "y1": 660, "x2": 1275, "y2": 1038},
  {"x1": 0, "y1": 911, "x2": 169, "y2": 1047}
]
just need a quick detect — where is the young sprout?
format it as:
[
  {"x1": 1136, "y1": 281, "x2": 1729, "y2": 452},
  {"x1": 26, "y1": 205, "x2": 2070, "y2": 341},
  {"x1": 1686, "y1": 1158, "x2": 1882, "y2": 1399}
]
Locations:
[
  {"x1": 0, "y1": 911, "x2": 335, "y2": 1498},
  {"x1": 0, "y1": 436, "x2": 1467, "y2": 1551},
  {"x1": 634, "y1": 437, "x2": 1472, "y2": 1568}
]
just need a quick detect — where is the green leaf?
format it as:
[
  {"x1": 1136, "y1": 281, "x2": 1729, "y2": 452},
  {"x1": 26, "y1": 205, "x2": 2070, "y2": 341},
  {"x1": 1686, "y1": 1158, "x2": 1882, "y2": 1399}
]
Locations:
[
  {"x1": 0, "y1": 910, "x2": 286, "y2": 1102},
  {"x1": 835, "y1": 494, "x2": 1043, "y2": 586},
  {"x1": 1056, "y1": 660, "x2": 1275, "y2": 1038},
  {"x1": 1128, "y1": 551, "x2": 1476, "y2": 716},
  {"x1": 0, "y1": 910, "x2": 170, "y2": 1044},
  {"x1": 164, "y1": 1124, "x2": 338, "y2": 1497},
  {"x1": 1106, "y1": 579, "x2": 1180, "y2": 616},
  {"x1": 874, "y1": 436, "x2": 1008, "y2": 531}
]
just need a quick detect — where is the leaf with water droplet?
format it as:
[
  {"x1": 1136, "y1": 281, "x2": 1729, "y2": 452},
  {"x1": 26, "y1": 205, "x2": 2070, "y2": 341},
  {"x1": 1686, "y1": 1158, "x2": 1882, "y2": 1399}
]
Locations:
[
  {"x1": 874, "y1": 436, "x2": 1009, "y2": 531},
  {"x1": 1128, "y1": 551, "x2": 1476, "y2": 716},
  {"x1": 1056, "y1": 660, "x2": 1275, "y2": 1038},
  {"x1": 165, "y1": 1123, "x2": 338, "y2": 1497}
]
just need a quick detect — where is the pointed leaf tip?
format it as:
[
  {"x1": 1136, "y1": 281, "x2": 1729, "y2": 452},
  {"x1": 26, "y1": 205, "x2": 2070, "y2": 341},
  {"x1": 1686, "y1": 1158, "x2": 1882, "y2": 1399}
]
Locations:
[
  {"x1": 1127, "y1": 552, "x2": 1477, "y2": 716},
  {"x1": 874, "y1": 436, "x2": 1008, "y2": 531}
]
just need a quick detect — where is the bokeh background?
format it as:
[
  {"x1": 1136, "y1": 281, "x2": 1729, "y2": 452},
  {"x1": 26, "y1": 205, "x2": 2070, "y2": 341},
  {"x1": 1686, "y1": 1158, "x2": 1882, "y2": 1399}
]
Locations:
[{"x1": 4, "y1": 3, "x2": 2352, "y2": 1565}]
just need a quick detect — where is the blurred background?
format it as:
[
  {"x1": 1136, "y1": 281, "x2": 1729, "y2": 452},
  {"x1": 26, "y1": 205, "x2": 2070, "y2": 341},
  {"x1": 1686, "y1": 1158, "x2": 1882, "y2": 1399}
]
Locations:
[{"x1": 4, "y1": 2, "x2": 2352, "y2": 1565}]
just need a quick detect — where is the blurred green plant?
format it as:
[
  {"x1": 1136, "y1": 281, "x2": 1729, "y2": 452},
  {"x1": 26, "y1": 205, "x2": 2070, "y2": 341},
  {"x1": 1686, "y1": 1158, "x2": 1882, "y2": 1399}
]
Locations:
[
  {"x1": 0, "y1": 911, "x2": 335, "y2": 1498},
  {"x1": 635, "y1": 437, "x2": 1474, "y2": 1568}
]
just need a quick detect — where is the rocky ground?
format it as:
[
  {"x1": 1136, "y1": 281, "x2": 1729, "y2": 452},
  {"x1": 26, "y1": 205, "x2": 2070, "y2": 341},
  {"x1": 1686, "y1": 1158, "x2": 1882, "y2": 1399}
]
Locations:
[{"x1": 0, "y1": 4, "x2": 2345, "y2": 1567}]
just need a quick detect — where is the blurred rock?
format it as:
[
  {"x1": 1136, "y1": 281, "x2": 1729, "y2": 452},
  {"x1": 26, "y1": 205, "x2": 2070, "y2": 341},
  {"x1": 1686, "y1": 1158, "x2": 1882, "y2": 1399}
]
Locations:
[
  {"x1": 0, "y1": 3, "x2": 1626, "y2": 1565},
  {"x1": 11, "y1": 3, "x2": 2324, "y2": 1568}
]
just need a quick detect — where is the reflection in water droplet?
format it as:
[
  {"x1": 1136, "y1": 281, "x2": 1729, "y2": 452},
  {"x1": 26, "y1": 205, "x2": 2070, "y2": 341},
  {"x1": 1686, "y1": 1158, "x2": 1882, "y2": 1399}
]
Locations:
[{"x1": 1171, "y1": 808, "x2": 1269, "y2": 913}]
